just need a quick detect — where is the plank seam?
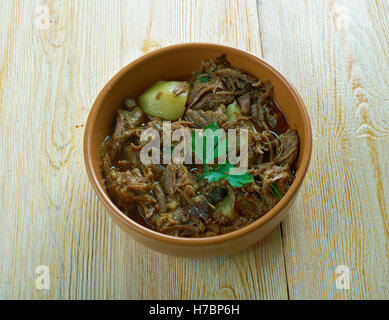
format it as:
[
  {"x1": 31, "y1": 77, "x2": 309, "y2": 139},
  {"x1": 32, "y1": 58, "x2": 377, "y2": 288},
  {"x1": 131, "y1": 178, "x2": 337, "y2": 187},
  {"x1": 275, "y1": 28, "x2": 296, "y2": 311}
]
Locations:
[
  {"x1": 279, "y1": 223, "x2": 290, "y2": 300},
  {"x1": 256, "y1": 0, "x2": 289, "y2": 299},
  {"x1": 255, "y1": 0, "x2": 264, "y2": 58}
]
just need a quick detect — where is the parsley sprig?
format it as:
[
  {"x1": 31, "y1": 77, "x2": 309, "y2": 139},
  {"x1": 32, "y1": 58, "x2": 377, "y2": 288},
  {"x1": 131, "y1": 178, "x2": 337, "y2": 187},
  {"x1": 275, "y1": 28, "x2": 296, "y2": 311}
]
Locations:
[
  {"x1": 200, "y1": 162, "x2": 254, "y2": 187},
  {"x1": 270, "y1": 183, "x2": 283, "y2": 199},
  {"x1": 191, "y1": 122, "x2": 254, "y2": 188}
]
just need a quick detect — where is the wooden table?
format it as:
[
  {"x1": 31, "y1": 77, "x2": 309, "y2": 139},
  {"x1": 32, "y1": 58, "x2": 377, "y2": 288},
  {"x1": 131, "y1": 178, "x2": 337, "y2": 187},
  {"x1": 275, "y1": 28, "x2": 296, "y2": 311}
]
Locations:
[{"x1": 0, "y1": 0, "x2": 388, "y2": 300}]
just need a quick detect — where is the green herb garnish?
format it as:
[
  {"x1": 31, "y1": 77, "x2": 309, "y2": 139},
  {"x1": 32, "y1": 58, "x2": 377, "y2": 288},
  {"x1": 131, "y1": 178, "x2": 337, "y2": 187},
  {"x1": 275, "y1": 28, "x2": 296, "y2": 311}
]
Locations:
[
  {"x1": 199, "y1": 77, "x2": 209, "y2": 83},
  {"x1": 200, "y1": 162, "x2": 253, "y2": 187},
  {"x1": 192, "y1": 121, "x2": 220, "y2": 172},
  {"x1": 270, "y1": 183, "x2": 283, "y2": 199},
  {"x1": 225, "y1": 169, "x2": 254, "y2": 187},
  {"x1": 192, "y1": 122, "x2": 253, "y2": 187}
]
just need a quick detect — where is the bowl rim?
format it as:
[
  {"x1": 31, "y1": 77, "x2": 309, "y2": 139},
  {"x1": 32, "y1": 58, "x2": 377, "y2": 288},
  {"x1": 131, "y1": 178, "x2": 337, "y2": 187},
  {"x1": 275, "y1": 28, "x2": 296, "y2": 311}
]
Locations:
[{"x1": 83, "y1": 42, "x2": 312, "y2": 246}]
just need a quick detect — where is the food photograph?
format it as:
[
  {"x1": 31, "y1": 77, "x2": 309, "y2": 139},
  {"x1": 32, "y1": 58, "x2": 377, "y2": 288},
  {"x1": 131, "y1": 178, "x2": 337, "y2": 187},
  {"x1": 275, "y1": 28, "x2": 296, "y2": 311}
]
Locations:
[{"x1": 0, "y1": 0, "x2": 388, "y2": 304}]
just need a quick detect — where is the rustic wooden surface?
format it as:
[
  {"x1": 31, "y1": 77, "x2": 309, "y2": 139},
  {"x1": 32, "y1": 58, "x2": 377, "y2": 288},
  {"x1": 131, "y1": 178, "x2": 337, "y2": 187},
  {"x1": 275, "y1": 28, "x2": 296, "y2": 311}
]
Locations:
[{"x1": 0, "y1": 0, "x2": 387, "y2": 300}]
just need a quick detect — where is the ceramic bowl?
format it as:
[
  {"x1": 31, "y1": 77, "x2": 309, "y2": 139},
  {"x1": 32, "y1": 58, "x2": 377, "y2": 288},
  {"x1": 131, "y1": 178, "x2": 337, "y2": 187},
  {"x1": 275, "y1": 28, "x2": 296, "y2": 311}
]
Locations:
[{"x1": 84, "y1": 43, "x2": 312, "y2": 257}]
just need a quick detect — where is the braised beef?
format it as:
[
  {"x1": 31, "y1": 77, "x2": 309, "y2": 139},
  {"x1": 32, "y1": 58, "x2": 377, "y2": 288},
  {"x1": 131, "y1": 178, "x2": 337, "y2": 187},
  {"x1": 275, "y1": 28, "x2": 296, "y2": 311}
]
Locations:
[
  {"x1": 100, "y1": 56, "x2": 300, "y2": 237},
  {"x1": 185, "y1": 108, "x2": 227, "y2": 128}
]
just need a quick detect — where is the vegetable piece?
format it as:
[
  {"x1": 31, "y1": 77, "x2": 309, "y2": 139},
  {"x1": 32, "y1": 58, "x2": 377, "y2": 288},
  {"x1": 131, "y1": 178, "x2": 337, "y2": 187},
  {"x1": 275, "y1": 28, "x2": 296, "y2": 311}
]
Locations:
[
  {"x1": 270, "y1": 183, "x2": 283, "y2": 199},
  {"x1": 139, "y1": 81, "x2": 189, "y2": 120},
  {"x1": 226, "y1": 101, "x2": 255, "y2": 131},
  {"x1": 215, "y1": 195, "x2": 235, "y2": 219},
  {"x1": 225, "y1": 101, "x2": 241, "y2": 123}
]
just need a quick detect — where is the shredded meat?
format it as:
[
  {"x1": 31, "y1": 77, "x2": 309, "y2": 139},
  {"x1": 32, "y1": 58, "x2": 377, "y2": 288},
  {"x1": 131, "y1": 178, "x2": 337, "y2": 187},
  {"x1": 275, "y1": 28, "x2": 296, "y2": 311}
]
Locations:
[
  {"x1": 101, "y1": 55, "x2": 300, "y2": 237},
  {"x1": 185, "y1": 107, "x2": 227, "y2": 128},
  {"x1": 238, "y1": 94, "x2": 251, "y2": 114},
  {"x1": 274, "y1": 129, "x2": 299, "y2": 167}
]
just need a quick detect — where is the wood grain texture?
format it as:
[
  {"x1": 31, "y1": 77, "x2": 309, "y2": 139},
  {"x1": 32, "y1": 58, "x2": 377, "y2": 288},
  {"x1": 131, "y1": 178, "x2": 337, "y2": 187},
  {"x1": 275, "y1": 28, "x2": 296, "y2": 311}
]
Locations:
[
  {"x1": 258, "y1": 0, "x2": 389, "y2": 299},
  {"x1": 0, "y1": 0, "x2": 288, "y2": 300},
  {"x1": 0, "y1": 0, "x2": 387, "y2": 300}
]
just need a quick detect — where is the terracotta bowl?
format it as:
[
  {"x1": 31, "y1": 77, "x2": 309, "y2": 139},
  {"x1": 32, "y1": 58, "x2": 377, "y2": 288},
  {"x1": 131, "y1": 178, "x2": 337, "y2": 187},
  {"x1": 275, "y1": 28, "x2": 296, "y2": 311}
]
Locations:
[{"x1": 84, "y1": 43, "x2": 312, "y2": 257}]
